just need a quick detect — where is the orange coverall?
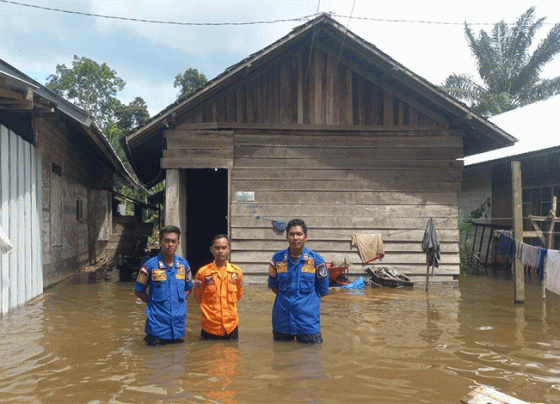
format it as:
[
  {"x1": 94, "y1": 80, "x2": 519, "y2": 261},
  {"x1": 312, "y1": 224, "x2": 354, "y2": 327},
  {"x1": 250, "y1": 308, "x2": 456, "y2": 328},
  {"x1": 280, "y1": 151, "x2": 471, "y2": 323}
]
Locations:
[{"x1": 193, "y1": 261, "x2": 243, "y2": 336}]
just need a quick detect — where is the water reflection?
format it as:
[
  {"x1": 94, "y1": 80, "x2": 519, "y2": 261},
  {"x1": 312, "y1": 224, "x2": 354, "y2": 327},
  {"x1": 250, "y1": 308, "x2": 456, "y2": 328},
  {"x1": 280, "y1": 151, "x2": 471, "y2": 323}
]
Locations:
[
  {"x1": 191, "y1": 342, "x2": 242, "y2": 403},
  {"x1": 1, "y1": 272, "x2": 560, "y2": 403}
]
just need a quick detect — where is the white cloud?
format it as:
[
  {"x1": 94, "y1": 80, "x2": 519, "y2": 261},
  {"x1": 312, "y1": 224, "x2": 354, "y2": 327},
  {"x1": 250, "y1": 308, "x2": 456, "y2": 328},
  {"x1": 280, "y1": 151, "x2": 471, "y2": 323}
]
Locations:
[{"x1": 1, "y1": 0, "x2": 559, "y2": 114}]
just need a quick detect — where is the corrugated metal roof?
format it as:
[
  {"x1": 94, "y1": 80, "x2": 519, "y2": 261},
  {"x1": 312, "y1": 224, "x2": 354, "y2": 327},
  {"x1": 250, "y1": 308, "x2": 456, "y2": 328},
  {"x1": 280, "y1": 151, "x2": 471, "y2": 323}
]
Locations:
[{"x1": 463, "y1": 95, "x2": 560, "y2": 167}]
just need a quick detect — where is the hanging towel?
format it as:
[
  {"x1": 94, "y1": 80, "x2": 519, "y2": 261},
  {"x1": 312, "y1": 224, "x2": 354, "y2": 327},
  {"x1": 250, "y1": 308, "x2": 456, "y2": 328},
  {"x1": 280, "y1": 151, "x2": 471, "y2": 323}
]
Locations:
[
  {"x1": 497, "y1": 233, "x2": 517, "y2": 259},
  {"x1": 517, "y1": 242, "x2": 541, "y2": 268},
  {"x1": 537, "y1": 249, "x2": 547, "y2": 281},
  {"x1": 0, "y1": 224, "x2": 13, "y2": 254},
  {"x1": 351, "y1": 234, "x2": 384, "y2": 263},
  {"x1": 422, "y1": 218, "x2": 440, "y2": 268},
  {"x1": 545, "y1": 250, "x2": 560, "y2": 295}
]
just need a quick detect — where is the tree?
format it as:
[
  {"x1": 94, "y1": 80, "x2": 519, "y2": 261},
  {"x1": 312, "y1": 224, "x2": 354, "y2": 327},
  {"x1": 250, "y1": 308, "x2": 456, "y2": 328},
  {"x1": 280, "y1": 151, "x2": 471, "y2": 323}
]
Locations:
[
  {"x1": 174, "y1": 68, "x2": 207, "y2": 100},
  {"x1": 115, "y1": 97, "x2": 150, "y2": 131},
  {"x1": 440, "y1": 7, "x2": 560, "y2": 116},
  {"x1": 46, "y1": 55, "x2": 126, "y2": 128}
]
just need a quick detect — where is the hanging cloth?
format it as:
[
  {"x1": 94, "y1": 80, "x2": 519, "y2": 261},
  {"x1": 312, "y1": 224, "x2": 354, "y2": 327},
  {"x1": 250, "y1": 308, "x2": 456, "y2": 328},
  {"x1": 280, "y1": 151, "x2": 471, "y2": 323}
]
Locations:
[
  {"x1": 351, "y1": 234, "x2": 384, "y2": 263},
  {"x1": 422, "y1": 218, "x2": 440, "y2": 268},
  {"x1": 545, "y1": 250, "x2": 560, "y2": 295}
]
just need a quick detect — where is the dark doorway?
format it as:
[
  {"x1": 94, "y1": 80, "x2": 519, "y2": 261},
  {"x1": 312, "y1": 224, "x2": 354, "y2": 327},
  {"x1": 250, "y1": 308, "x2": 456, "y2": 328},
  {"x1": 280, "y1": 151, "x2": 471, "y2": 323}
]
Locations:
[{"x1": 185, "y1": 169, "x2": 228, "y2": 274}]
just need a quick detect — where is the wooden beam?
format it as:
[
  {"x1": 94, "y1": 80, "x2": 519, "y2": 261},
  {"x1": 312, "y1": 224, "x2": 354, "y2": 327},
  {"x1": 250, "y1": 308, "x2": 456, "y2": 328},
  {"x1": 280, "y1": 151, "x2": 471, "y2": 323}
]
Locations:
[
  {"x1": 528, "y1": 216, "x2": 547, "y2": 245},
  {"x1": 314, "y1": 41, "x2": 449, "y2": 128},
  {"x1": 345, "y1": 67, "x2": 353, "y2": 125},
  {"x1": 547, "y1": 196, "x2": 557, "y2": 249},
  {"x1": 313, "y1": 51, "x2": 325, "y2": 125},
  {"x1": 296, "y1": 53, "x2": 304, "y2": 124},
  {"x1": 0, "y1": 86, "x2": 24, "y2": 100},
  {"x1": 512, "y1": 161, "x2": 524, "y2": 304}
]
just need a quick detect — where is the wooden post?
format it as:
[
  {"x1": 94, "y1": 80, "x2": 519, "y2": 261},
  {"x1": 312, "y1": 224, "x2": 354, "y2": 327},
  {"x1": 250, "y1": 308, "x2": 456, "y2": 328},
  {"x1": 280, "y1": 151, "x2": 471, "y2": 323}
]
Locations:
[
  {"x1": 512, "y1": 161, "x2": 524, "y2": 304},
  {"x1": 547, "y1": 196, "x2": 557, "y2": 249},
  {"x1": 425, "y1": 264, "x2": 430, "y2": 292},
  {"x1": 165, "y1": 169, "x2": 187, "y2": 258}
]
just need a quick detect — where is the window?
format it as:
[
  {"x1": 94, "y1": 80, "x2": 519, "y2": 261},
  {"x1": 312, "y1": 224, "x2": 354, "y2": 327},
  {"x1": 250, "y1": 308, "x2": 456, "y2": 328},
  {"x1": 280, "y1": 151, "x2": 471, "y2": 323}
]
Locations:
[{"x1": 76, "y1": 199, "x2": 83, "y2": 222}]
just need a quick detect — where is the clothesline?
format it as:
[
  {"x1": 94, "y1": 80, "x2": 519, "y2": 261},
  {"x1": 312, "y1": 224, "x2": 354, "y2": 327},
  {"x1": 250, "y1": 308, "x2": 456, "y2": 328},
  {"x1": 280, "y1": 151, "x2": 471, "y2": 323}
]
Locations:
[{"x1": 496, "y1": 231, "x2": 560, "y2": 295}]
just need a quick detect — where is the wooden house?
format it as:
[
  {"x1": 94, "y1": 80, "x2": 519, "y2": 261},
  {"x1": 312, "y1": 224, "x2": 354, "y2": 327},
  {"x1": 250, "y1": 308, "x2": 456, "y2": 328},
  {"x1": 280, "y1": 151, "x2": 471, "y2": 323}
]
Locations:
[
  {"x1": 460, "y1": 96, "x2": 560, "y2": 264},
  {"x1": 123, "y1": 14, "x2": 514, "y2": 283},
  {"x1": 0, "y1": 59, "x2": 136, "y2": 314}
]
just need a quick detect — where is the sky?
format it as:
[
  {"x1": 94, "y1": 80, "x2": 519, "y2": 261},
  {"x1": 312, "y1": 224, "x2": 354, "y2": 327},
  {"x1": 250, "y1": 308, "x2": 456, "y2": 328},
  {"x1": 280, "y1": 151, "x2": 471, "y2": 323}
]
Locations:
[{"x1": 1, "y1": 0, "x2": 560, "y2": 117}]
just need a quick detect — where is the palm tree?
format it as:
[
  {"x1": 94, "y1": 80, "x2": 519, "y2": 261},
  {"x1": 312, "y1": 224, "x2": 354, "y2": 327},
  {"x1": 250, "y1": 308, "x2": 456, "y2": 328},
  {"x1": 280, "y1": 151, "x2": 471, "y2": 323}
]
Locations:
[{"x1": 440, "y1": 7, "x2": 560, "y2": 116}]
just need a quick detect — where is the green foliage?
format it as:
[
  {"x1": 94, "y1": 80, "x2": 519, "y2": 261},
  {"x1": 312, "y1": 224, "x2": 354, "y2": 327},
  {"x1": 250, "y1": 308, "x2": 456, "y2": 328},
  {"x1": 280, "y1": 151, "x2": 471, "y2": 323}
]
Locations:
[
  {"x1": 46, "y1": 56, "x2": 150, "y2": 181},
  {"x1": 46, "y1": 55, "x2": 126, "y2": 128},
  {"x1": 460, "y1": 238, "x2": 475, "y2": 276},
  {"x1": 458, "y1": 198, "x2": 491, "y2": 276},
  {"x1": 174, "y1": 68, "x2": 208, "y2": 100},
  {"x1": 440, "y1": 7, "x2": 560, "y2": 116},
  {"x1": 114, "y1": 96, "x2": 150, "y2": 131}
]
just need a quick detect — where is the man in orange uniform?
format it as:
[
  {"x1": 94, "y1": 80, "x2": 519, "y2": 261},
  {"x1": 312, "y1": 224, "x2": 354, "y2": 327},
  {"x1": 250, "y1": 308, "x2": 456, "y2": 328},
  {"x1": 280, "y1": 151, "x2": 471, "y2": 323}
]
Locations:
[{"x1": 194, "y1": 234, "x2": 243, "y2": 340}]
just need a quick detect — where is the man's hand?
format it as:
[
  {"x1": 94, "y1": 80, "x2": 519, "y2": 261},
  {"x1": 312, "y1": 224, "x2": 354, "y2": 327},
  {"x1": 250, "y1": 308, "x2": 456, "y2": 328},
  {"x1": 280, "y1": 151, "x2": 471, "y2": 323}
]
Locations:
[{"x1": 134, "y1": 290, "x2": 148, "y2": 303}]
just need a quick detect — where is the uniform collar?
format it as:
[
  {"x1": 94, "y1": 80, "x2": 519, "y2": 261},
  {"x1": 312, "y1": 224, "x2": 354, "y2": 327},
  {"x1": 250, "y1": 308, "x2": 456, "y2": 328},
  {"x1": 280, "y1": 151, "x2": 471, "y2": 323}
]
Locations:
[
  {"x1": 287, "y1": 247, "x2": 309, "y2": 263},
  {"x1": 210, "y1": 260, "x2": 232, "y2": 272},
  {"x1": 157, "y1": 252, "x2": 177, "y2": 268}
]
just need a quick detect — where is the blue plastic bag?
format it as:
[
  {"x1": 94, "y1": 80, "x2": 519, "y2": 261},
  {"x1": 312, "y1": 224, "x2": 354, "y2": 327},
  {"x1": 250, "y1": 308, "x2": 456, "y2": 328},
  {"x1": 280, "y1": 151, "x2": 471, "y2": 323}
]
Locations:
[{"x1": 339, "y1": 276, "x2": 364, "y2": 289}]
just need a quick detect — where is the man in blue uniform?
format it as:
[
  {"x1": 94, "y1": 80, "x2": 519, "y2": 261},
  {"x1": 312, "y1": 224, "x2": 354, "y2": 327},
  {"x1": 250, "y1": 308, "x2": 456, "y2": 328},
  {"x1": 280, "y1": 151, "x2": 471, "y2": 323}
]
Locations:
[
  {"x1": 268, "y1": 218, "x2": 329, "y2": 343},
  {"x1": 135, "y1": 225, "x2": 193, "y2": 346}
]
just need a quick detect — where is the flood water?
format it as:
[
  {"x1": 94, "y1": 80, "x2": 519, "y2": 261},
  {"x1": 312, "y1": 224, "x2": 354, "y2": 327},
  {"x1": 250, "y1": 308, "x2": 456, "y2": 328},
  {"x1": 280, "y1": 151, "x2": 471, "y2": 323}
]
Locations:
[{"x1": 2, "y1": 270, "x2": 560, "y2": 404}]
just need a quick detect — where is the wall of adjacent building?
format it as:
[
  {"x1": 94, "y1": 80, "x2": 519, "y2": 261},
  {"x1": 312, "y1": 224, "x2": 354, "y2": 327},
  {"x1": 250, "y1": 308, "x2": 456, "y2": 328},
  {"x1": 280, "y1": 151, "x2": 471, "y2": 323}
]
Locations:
[{"x1": 0, "y1": 124, "x2": 43, "y2": 316}]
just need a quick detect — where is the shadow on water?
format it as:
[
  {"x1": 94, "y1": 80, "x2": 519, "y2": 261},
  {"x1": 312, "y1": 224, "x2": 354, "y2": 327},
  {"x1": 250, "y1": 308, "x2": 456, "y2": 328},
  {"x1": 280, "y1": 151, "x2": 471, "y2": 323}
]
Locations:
[{"x1": 2, "y1": 270, "x2": 560, "y2": 403}]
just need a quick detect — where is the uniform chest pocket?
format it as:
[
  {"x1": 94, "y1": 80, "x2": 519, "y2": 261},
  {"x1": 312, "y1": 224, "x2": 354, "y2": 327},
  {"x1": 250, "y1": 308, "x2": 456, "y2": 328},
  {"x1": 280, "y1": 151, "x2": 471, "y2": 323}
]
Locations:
[
  {"x1": 151, "y1": 281, "x2": 167, "y2": 301},
  {"x1": 202, "y1": 283, "x2": 217, "y2": 303},
  {"x1": 278, "y1": 273, "x2": 291, "y2": 293},
  {"x1": 300, "y1": 276, "x2": 315, "y2": 294},
  {"x1": 175, "y1": 279, "x2": 186, "y2": 301},
  {"x1": 228, "y1": 283, "x2": 238, "y2": 302}
]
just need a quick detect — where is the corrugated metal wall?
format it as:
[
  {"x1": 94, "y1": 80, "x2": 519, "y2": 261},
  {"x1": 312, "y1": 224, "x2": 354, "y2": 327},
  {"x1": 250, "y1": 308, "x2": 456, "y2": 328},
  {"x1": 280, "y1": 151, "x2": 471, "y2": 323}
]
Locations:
[{"x1": 0, "y1": 124, "x2": 43, "y2": 316}]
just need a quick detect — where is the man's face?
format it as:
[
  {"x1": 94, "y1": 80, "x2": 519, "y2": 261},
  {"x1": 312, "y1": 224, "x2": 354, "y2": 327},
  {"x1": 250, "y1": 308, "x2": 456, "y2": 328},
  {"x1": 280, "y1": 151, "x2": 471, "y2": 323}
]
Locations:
[
  {"x1": 210, "y1": 237, "x2": 230, "y2": 262},
  {"x1": 287, "y1": 226, "x2": 307, "y2": 251},
  {"x1": 161, "y1": 232, "x2": 180, "y2": 256}
]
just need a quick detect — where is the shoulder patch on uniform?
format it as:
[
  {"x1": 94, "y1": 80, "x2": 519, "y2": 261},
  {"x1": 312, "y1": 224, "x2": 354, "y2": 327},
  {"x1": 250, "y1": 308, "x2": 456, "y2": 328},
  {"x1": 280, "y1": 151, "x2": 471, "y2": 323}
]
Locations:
[
  {"x1": 137, "y1": 267, "x2": 148, "y2": 285},
  {"x1": 317, "y1": 263, "x2": 327, "y2": 278}
]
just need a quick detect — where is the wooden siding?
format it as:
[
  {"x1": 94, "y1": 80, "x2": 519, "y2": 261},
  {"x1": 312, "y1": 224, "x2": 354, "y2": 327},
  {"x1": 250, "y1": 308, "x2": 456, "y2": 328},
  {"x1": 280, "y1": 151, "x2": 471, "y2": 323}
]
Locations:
[
  {"x1": 162, "y1": 46, "x2": 462, "y2": 283},
  {"x1": 0, "y1": 124, "x2": 43, "y2": 316},
  {"x1": 163, "y1": 129, "x2": 233, "y2": 169},
  {"x1": 225, "y1": 128, "x2": 463, "y2": 282},
  {"x1": 176, "y1": 47, "x2": 442, "y2": 129},
  {"x1": 35, "y1": 118, "x2": 114, "y2": 287}
]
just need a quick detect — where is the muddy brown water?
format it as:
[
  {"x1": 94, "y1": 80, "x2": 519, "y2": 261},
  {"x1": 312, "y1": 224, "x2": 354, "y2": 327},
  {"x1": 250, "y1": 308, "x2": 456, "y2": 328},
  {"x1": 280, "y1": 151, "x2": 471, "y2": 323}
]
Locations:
[{"x1": 2, "y1": 270, "x2": 560, "y2": 403}]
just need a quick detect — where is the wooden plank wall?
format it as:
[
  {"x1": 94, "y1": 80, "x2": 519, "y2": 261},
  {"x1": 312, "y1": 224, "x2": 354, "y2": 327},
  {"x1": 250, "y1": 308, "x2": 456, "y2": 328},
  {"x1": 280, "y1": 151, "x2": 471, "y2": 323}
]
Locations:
[
  {"x1": 229, "y1": 128, "x2": 463, "y2": 282},
  {"x1": 179, "y1": 47, "x2": 440, "y2": 129},
  {"x1": 0, "y1": 124, "x2": 43, "y2": 316},
  {"x1": 35, "y1": 118, "x2": 114, "y2": 287},
  {"x1": 167, "y1": 46, "x2": 460, "y2": 283},
  {"x1": 162, "y1": 129, "x2": 234, "y2": 169}
]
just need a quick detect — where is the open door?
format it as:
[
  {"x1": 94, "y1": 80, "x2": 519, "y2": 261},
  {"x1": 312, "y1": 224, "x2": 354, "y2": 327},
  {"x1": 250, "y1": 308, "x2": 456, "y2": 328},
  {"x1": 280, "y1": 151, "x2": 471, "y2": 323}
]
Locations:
[{"x1": 185, "y1": 168, "x2": 229, "y2": 273}]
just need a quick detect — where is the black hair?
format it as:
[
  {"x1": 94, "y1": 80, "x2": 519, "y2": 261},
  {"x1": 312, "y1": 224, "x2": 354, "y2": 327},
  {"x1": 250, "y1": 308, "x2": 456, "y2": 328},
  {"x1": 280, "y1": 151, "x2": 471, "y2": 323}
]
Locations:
[
  {"x1": 286, "y1": 218, "x2": 307, "y2": 234},
  {"x1": 211, "y1": 234, "x2": 229, "y2": 246},
  {"x1": 160, "y1": 225, "x2": 181, "y2": 240}
]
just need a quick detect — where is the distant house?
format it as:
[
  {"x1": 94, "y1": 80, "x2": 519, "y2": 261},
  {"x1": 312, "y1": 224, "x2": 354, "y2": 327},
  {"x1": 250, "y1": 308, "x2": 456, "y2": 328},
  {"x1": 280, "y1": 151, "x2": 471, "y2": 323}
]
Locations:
[
  {"x1": 123, "y1": 14, "x2": 514, "y2": 283},
  {"x1": 0, "y1": 59, "x2": 136, "y2": 314},
  {"x1": 460, "y1": 95, "x2": 560, "y2": 263}
]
